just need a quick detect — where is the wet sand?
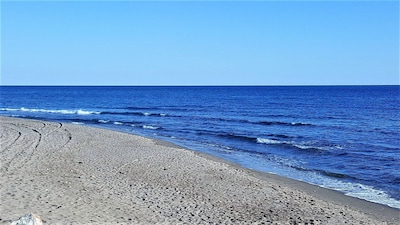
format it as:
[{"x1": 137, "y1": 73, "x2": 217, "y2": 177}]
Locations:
[{"x1": 1, "y1": 116, "x2": 399, "y2": 224}]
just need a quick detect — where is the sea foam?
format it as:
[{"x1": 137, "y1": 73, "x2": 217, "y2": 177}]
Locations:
[
  {"x1": 143, "y1": 125, "x2": 160, "y2": 130},
  {"x1": 0, "y1": 107, "x2": 100, "y2": 115},
  {"x1": 256, "y1": 138, "x2": 282, "y2": 144}
]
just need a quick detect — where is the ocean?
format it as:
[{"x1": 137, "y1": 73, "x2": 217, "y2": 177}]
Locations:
[{"x1": 1, "y1": 86, "x2": 399, "y2": 208}]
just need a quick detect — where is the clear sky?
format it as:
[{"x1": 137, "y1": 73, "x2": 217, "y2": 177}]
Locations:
[{"x1": 1, "y1": 1, "x2": 399, "y2": 85}]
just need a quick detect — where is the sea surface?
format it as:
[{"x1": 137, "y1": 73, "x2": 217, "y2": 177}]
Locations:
[{"x1": 1, "y1": 86, "x2": 399, "y2": 208}]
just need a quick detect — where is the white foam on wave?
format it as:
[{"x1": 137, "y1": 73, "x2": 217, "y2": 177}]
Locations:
[
  {"x1": 143, "y1": 125, "x2": 159, "y2": 130},
  {"x1": 113, "y1": 122, "x2": 123, "y2": 125},
  {"x1": 141, "y1": 112, "x2": 167, "y2": 117},
  {"x1": 0, "y1": 107, "x2": 100, "y2": 115},
  {"x1": 290, "y1": 122, "x2": 310, "y2": 126},
  {"x1": 257, "y1": 138, "x2": 282, "y2": 144},
  {"x1": 257, "y1": 138, "x2": 342, "y2": 151},
  {"x1": 98, "y1": 120, "x2": 109, "y2": 123},
  {"x1": 71, "y1": 122, "x2": 84, "y2": 125},
  {"x1": 239, "y1": 153, "x2": 400, "y2": 209},
  {"x1": 0, "y1": 108, "x2": 19, "y2": 111},
  {"x1": 293, "y1": 144, "x2": 326, "y2": 151},
  {"x1": 293, "y1": 144, "x2": 312, "y2": 149},
  {"x1": 76, "y1": 109, "x2": 97, "y2": 115},
  {"x1": 293, "y1": 143, "x2": 343, "y2": 151},
  {"x1": 318, "y1": 176, "x2": 400, "y2": 209}
]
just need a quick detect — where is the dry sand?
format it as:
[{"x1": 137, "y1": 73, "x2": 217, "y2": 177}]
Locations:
[{"x1": 0, "y1": 116, "x2": 399, "y2": 224}]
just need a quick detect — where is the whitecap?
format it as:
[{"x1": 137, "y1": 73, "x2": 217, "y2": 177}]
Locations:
[
  {"x1": 320, "y1": 179, "x2": 400, "y2": 209},
  {"x1": 77, "y1": 109, "x2": 99, "y2": 115},
  {"x1": 3, "y1": 107, "x2": 100, "y2": 115},
  {"x1": 0, "y1": 108, "x2": 19, "y2": 111},
  {"x1": 293, "y1": 144, "x2": 321, "y2": 150},
  {"x1": 256, "y1": 138, "x2": 281, "y2": 144},
  {"x1": 143, "y1": 125, "x2": 159, "y2": 130}
]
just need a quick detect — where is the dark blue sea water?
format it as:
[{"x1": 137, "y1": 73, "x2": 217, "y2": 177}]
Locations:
[{"x1": 1, "y1": 86, "x2": 399, "y2": 208}]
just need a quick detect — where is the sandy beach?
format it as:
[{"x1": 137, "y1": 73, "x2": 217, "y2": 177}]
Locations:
[{"x1": 0, "y1": 116, "x2": 398, "y2": 224}]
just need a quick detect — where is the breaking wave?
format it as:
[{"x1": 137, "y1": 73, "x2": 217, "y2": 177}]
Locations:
[
  {"x1": 0, "y1": 107, "x2": 100, "y2": 115},
  {"x1": 142, "y1": 125, "x2": 160, "y2": 130}
]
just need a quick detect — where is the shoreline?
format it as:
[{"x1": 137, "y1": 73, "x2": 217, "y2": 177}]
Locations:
[
  {"x1": 90, "y1": 124, "x2": 400, "y2": 212},
  {"x1": 1, "y1": 116, "x2": 399, "y2": 224},
  {"x1": 187, "y1": 146, "x2": 400, "y2": 222}
]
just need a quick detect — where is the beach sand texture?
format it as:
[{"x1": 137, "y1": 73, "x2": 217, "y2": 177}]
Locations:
[{"x1": 1, "y1": 116, "x2": 398, "y2": 224}]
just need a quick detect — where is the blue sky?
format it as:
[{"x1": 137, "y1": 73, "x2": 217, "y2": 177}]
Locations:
[{"x1": 1, "y1": 1, "x2": 399, "y2": 85}]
